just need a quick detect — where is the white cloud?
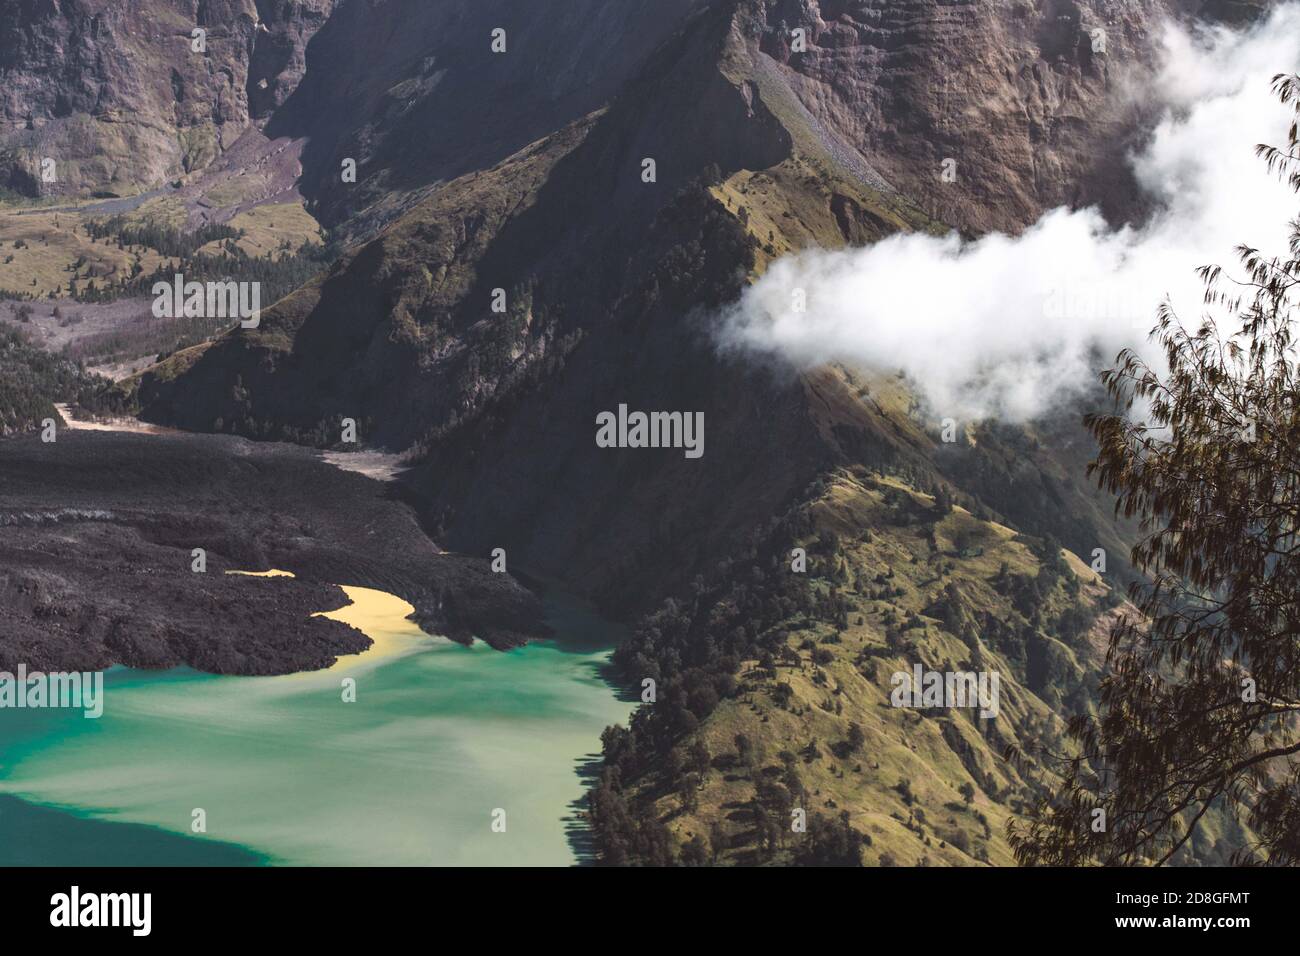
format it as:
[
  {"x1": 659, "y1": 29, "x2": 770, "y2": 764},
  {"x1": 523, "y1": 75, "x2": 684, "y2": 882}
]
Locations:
[{"x1": 718, "y1": 5, "x2": 1300, "y2": 422}]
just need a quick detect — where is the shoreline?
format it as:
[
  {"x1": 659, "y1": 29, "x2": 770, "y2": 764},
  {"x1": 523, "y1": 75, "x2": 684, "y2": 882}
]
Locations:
[
  {"x1": 228, "y1": 570, "x2": 441, "y2": 676},
  {"x1": 0, "y1": 587, "x2": 630, "y2": 866},
  {"x1": 316, "y1": 583, "x2": 436, "y2": 672},
  {"x1": 0, "y1": 429, "x2": 549, "y2": 677}
]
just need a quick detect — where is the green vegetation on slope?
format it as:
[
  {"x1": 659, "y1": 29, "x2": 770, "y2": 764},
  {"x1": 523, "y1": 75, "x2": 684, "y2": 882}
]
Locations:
[
  {"x1": 588, "y1": 466, "x2": 1123, "y2": 865},
  {"x1": 0, "y1": 327, "x2": 126, "y2": 433}
]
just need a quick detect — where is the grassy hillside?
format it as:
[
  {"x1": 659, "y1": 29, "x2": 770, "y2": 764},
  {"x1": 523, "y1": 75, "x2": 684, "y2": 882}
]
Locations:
[
  {"x1": 588, "y1": 466, "x2": 1126, "y2": 865},
  {"x1": 0, "y1": 208, "x2": 174, "y2": 300}
]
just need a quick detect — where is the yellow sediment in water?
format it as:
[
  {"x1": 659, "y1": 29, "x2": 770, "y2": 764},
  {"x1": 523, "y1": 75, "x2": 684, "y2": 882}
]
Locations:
[
  {"x1": 226, "y1": 569, "x2": 434, "y2": 674},
  {"x1": 312, "y1": 583, "x2": 430, "y2": 673},
  {"x1": 1, "y1": 582, "x2": 630, "y2": 865}
]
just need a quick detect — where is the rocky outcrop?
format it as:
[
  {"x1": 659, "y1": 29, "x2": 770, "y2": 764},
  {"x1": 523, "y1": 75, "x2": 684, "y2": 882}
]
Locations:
[
  {"x1": 750, "y1": 0, "x2": 1184, "y2": 234},
  {"x1": 248, "y1": 0, "x2": 335, "y2": 119},
  {"x1": 266, "y1": 0, "x2": 711, "y2": 233},
  {"x1": 0, "y1": 0, "x2": 334, "y2": 198}
]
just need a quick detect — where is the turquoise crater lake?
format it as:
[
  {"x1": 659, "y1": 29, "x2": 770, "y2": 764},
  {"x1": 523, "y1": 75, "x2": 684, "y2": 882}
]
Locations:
[{"x1": 0, "y1": 581, "x2": 632, "y2": 866}]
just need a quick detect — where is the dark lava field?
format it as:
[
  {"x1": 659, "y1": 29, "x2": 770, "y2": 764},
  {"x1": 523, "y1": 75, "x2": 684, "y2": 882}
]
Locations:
[{"x1": 0, "y1": 430, "x2": 546, "y2": 675}]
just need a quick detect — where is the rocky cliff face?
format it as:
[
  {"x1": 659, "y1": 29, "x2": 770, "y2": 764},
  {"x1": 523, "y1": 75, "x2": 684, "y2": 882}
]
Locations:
[
  {"x1": 266, "y1": 0, "x2": 711, "y2": 233},
  {"x1": 0, "y1": 0, "x2": 333, "y2": 198},
  {"x1": 751, "y1": 0, "x2": 1167, "y2": 234},
  {"x1": 248, "y1": 0, "x2": 335, "y2": 118},
  {"x1": 749, "y1": 0, "x2": 1270, "y2": 233},
  {"x1": 133, "y1": 0, "x2": 1205, "y2": 611},
  {"x1": 1, "y1": 0, "x2": 1248, "y2": 213}
]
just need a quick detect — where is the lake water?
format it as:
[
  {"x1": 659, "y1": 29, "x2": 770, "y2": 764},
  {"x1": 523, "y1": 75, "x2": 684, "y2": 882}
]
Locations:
[{"x1": 0, "y1": 580, "x2": 631, "y2": 866}]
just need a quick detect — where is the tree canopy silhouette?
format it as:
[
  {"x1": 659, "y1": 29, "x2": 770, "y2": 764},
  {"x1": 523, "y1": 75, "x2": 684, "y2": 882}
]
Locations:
[{"x1": 1011, "y1": 74, "x2": 1300, "y2": 866}]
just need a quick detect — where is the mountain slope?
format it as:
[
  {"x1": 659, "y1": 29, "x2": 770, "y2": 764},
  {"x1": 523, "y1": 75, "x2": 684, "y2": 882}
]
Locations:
[
  {"x1": 0, "y1": 0, "x2": 334, "y2": 198},
  {"x1": 135, "y1": 0, "x2": 1175, "y2": 604},
  {"x1": 589, "y1": 468, "x2": 1114, "y2": 865},
  {"x1": 37, "y1": 0, "x2": 1271, "y2": 864},
  {"x1": 588, "y1": 464, "x2": 1248, "y2": 865},
  {"x1": 266, "y1": 0, "x2": 712, "y2": 237}
]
